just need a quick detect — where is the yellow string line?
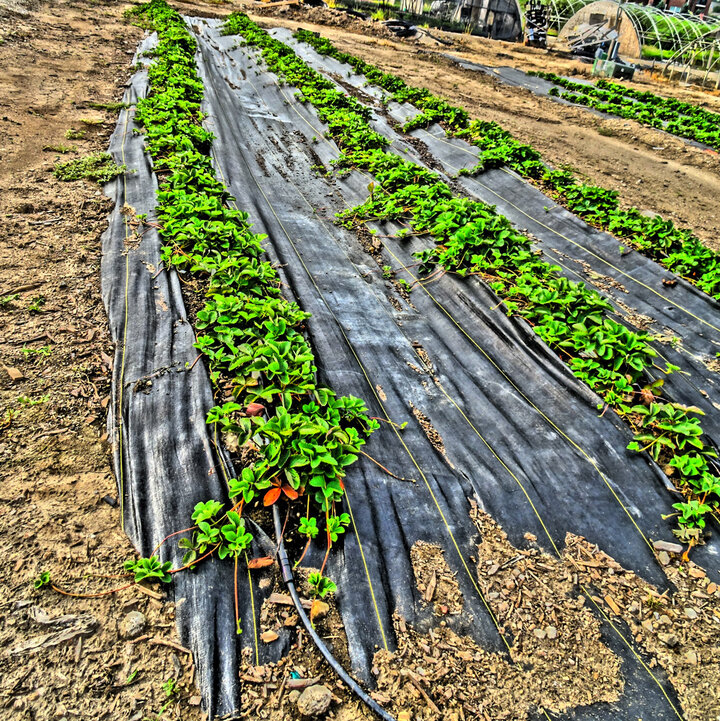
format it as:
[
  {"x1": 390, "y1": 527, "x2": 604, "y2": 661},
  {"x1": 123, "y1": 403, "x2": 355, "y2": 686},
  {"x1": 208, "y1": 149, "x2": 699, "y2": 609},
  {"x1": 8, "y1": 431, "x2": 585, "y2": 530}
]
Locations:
[
  {"x1": 231, "y1": 62, "x2": 520, "y2": 658},
  {"x1": 274, "y1": 50, "x2": 686, "y2": 717},
  {"x1": 118, "y1": 103, "x2": 132, "y2": 531},
  {"x1": 213, "y1": 422, "x2": 261, "y2": 664},
  {"x1": 548, "y1": 252, "x2": 711, "y2": 371},
  {"x1": 381, "y1": 240, "x2": 658, "y2": 555},
  {"x1": 210, "y1": 147, "x2": 391, "y2": 656},
  {"x1": 581, "y1": 587, "x2": 683, "y2": 718},
  {"x1": 435, "y1": 373, "x2": 684, "y2": 718},
  {"x1": 343, "y1": 488, "x2": 389, "y2": 652}
]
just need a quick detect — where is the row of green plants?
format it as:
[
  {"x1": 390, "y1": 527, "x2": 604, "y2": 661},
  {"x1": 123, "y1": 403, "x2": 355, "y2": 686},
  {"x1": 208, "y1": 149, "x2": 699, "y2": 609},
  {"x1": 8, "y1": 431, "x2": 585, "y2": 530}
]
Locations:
[
  {"x1": 293, "y1": 29, "x2": 720, "y2": 302},
  {"x1": 35, "y1": 0, "x2": 378, "y2": 622},
  {"x1": 131, "y1": 0, "x2": 381, "y2": 605},
  {"x1": 530, "y1": 70, "x2": 720, "y2": 151},
  {"x1": 223, "y1": 15, "x2": 719, "y2": 542}
]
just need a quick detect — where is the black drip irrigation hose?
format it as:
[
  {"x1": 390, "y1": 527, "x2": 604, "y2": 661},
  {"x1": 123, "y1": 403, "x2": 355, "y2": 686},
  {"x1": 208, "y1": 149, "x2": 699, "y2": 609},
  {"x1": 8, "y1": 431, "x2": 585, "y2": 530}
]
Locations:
[{"x1": 271, "y1": 505, "x2": 397, "y2": 721}]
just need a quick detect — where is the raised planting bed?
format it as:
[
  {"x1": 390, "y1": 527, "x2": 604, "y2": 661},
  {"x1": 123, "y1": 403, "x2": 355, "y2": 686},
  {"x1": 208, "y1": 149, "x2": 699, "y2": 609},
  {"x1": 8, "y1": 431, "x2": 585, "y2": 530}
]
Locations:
[
  {"x1": 532, "y1": 70, "x2": 720, "y2": 150},
  {"x1": 273, "y1": 22, "x2": 720, "y2": 541}
]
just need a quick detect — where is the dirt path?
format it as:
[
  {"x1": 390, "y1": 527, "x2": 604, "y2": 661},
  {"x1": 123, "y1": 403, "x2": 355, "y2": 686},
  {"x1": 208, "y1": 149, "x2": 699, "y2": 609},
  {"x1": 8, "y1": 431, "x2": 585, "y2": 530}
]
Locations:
[
  {"x1": 0, "y1": 1, "x2": 203, "y2": 718},
  {"x1": 254, "y1": 8, "x2": 720, "y2": 250}
]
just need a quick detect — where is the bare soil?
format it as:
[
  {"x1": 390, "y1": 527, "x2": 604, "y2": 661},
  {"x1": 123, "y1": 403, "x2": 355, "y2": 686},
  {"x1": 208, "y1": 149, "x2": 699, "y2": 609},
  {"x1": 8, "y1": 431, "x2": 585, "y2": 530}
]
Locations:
[
  {"x1": 565, "y1": 534, "x2": 720, "y2": 721},
  {"x1": 372, "y1": 503, "x2": 624, "y2": 721},
  {"x1": 255, "y1": 7, "x2": 720, "y2": 249},
  {"x1": 410, "y1": 541, "x2": 463, "y2": 615},
  {"x1": 373, "y1": 503, "x2": 720, "y2": 720},
  {"x1": 237, "y1": 568, "x2": 377, "y2": 720},
  {"x1": 0, "y1": 1, "x2": 205, "y2": 718}
]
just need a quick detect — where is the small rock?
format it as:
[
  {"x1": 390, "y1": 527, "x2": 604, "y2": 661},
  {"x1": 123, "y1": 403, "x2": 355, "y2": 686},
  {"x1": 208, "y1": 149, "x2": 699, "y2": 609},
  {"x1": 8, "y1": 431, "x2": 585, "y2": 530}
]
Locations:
[
  {"x1": 261, "y1": 630, "x2": 279, "y2": 643},
  {"x1": 707, "y1": 582, "x2": 717, "y2": 595},
  {"x1": 653, "y1": 540, "x2": 683, "y2": 555},
  {"x1": 288, "y1": 690, "x2": 301, "y2": 704},
  {"x1": 188, "y1": 695, "x2": 202, "y2": 706},
  {"x1": 657, "y1": 551, "x2": 670, "y2": 566},
  {"x1": 685, "y1": 607, "x2": 698, "y2": 620},
  {"x1": 658, "y1": 633, "x2": 679, "y2": 648},
  {"x1": 120, "y1": 611, "x2": 146, "y2": 639},
  {"x1": 297, "y1": 684, "x2": 332, "y2": 717},
  {"x1": 4, "y1": 366, "x2": 24, "y2": 381},
  {"x1": 546, "y1": 625, "x2": 557, "y2": 640},
  {"x1": 683, "y1": 650, "x2": 698, "y2": 665},
  {"x1": 397, "y1": 712, "x2": 412, "y2": 721},
  {"x1": 533, "y1": 628, "x2": 546, "y2": 640}
]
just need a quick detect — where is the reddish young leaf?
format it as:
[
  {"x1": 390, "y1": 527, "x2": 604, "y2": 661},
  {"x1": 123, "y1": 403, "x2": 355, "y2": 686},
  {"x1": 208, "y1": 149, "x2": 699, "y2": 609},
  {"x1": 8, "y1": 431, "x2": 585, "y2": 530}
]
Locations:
[
  {"x1": 263, "y1": 487, "x2": 281, "y2": 506},
  {"x1": 247, "y1": 556, "x2": 274, "y2": 569},
  {"x1": 246, "y1": 402, "x2": 266, "y2": 417},
  {"x1": 282, "y1": 485, "x2": 299, "y2": 500}
]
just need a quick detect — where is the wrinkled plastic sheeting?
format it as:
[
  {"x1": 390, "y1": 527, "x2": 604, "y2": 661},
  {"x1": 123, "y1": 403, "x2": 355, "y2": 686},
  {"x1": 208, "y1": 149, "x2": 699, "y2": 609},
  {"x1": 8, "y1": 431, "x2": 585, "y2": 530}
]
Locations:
[
  {"x1": 188, "y1": 18, "x2": 720, "y2": 719},
  {"x1": 101, "y1": 34, "x2": 246, "y2": 717}
]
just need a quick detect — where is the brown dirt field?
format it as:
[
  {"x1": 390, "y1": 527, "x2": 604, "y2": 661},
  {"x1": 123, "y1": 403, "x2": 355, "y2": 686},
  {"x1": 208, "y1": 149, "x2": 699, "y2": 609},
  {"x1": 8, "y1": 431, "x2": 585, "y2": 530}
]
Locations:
[
  {"x1": 254, "y1": 7, "x2": 720, "y2": 249},
  {"x1": 0, "y1": 1, "x2": 205, "y2": 718}
]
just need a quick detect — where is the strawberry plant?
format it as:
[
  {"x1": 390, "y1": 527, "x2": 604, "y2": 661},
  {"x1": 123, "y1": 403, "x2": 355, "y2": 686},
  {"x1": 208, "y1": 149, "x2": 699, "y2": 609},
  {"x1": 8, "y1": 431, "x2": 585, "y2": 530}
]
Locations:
[
  {"x1": 33, "y1": 572, "x2": 51, "y2": 590},
  {"x1": 308, "y1": 571, "x2": 337, "y2": 598},
  {"x1": 217, "y1": 512, "x2": 253, "y2": 559},
  {"x1": 124, "y1": 556, "x2": 173, "y2": 584}
]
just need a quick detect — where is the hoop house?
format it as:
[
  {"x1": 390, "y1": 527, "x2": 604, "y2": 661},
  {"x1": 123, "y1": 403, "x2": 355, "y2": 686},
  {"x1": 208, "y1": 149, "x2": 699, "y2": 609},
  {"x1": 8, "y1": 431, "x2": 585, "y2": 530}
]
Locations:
[
  {"x1": 663, "y1": 24, "x2": 720, "y2": 87},
  {"x1": 559, "y1": 0, "x2": 720, "y2": 58},
  {"x1": 622, "y1": 3, "x2": 720, "y2": 54},
  {"x1": 546, "y1": 0, "x2": 595, "y2": 29}
]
